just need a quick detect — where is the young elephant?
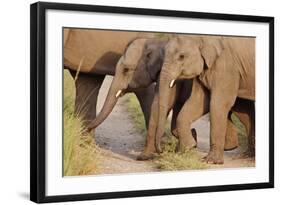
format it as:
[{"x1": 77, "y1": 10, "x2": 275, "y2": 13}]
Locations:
[
  {"x1": 87, "y1": 37, "x2": 167, "y2": 131},
  {"x1": 86, "y1": 37, "x2": 192, "y2": 159},
  {"x1": 156, "y1": 35, "x2": 255, "y2": 164}
]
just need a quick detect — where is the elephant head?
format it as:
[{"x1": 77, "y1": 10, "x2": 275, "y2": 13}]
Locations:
[
  {"x1": 155, "y1": 35, "x2": 223, "y2": 152},
  {"x1": 87, "y1": 38, "x2": 167, "y2": 131}
]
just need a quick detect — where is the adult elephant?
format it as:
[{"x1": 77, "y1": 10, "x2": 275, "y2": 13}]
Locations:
[
  {"x1": 87, "y1": 37, "x2": 238, "y2": 160},
  {"x1": 155, "y1": 35, "x2": 255, "y2": 164},
  {"x1": 64, "y1": 29, "x2": 154, "y2": 128}
]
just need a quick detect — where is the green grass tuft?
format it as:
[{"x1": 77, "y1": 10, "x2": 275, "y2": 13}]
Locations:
[
  {"x1": 231, "y1": 113, "x2": 248, "y2": 152},
  {"x1": 63, "y1": 70, "x2": 100, "y2": 176}
]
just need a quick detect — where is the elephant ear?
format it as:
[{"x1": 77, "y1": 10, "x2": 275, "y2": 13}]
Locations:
[
  {"x1": 146, "y1": 42, "x2": 166, "y2": 81},
  {"x1": 200, "y1": 38, "x2": 223, "y2": 69}
]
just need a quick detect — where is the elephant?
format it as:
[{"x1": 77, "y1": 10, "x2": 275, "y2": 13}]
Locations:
[
  {"x1": 86, "y1": 37, "x2": 167, "y2": 131},
  {"x1": 87, "y1": 36, "x2": 238, "y2": 160},
  {"x1": 155, "y1": 35, "x2": 255, "y2": 164},
  {"x1": 85, "y1": 37, "x2": 190, "y2": 160},
  {"x1": 63, "y1": 28, "x2": 155, "y2": 129}
]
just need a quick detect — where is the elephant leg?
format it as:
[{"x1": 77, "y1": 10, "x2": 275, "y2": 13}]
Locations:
[
  {"x1": 204, "y1": 90, "x2": 238, "y2": 164},
  {"x1": 138, "y1": 84, "x2": 176, "y2": 160},
  {"x1": 137, "y1": 93, "x2": 158, "y2": 160},
  {"x1": 171, "y1": 102, "x2": 198, "y2": 142},
  {"x1": 69, "y1": 70, "x2": 105, "y2": 127},
  {"x1": 176, "y1": 79, "x2": 209, "y2": 152},
  {"x1": 232, "y1": 99, "x2": 255, "y2": 157},
  {"x1": 134, "y1": 84, "x2": 156, "y2": 129}
]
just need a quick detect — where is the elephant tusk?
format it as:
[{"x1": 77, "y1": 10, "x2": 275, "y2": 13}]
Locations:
[
  {"x1": 115, "y1": 90, "x2": 122, "y2": 98},
  {"x1": 169, "y1": 79, "x2": 175, "y2": 88}
]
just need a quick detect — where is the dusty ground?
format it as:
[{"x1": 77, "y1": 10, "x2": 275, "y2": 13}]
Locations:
[{"x1": 94, "y1": 76, "x2": 254, "y2": 174}]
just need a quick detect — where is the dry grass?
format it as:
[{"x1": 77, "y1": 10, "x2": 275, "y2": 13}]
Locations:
[
  {"x1": 63, "y1": 114, "x2": 100, "y2": 176},
  {"x1": 63, "y1": 70, "x2": 100, "y2": 176},
  {"x1": 154, "y1": 136, "x2": 208, "y2": 171}
]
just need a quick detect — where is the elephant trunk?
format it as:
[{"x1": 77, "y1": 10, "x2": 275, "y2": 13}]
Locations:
[
  {"x1": 87, "y1": 78, "x2": 123, "y2": 132},
  {"x1": 155, "y1": 71, "x2": 174, "y2": 153}
]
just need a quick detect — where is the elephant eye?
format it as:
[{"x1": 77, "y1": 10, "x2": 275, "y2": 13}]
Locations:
[
  {"x1": 123, "y1": 67, "x2": 129, "y2": 73},
  {"x1": 178, "y1": 54, "x2": 185, "y2": 60},
  {"x1": 146, "y1": 51, "x2": 152, "y2": 59}
]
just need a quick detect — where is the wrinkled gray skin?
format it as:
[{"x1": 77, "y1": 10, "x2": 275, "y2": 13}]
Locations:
[
  {"x1": 156, "y1": 35, "x2": 255, "y2": 164},
  {"x1": 87, "y1": 38, "x2": 196, "y2": 160}
]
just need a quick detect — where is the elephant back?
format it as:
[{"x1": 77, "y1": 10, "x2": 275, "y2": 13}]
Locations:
[{"x1": 64, "y1": 29, "x2": 153, "y2": 74}]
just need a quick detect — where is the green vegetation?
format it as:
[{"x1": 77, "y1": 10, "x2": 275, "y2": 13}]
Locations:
[
  {"x1": 124, "y1": 94, "x2": 208, "y2": 171},
  {"x1": 231, "y1": 113, "x2": 248, "y2": 152},
  {"x1": 63, "y1": 70, "x2": 100, "y2": 176},
  {"x1": 124, "y1": 93, "x2": 147, "y2": 136}
]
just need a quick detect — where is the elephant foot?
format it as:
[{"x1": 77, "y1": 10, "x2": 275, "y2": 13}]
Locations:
[
  {"x1": 202, "y1": 151, "x2": 224, "y2": 164},
  {"x1": 176, "y1": 141, "x2": 196, "y2": 153},
  {"x1": 172, "y1": 128, "x2": 197, "y2": 141},
  {"x1": 137, "y1": 151, "x2": 155, "y2": 161}
]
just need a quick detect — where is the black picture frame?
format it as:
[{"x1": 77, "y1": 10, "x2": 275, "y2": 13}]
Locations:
[{"x1": 30, "y1": 1, "x2": 274, "y2": 203}]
